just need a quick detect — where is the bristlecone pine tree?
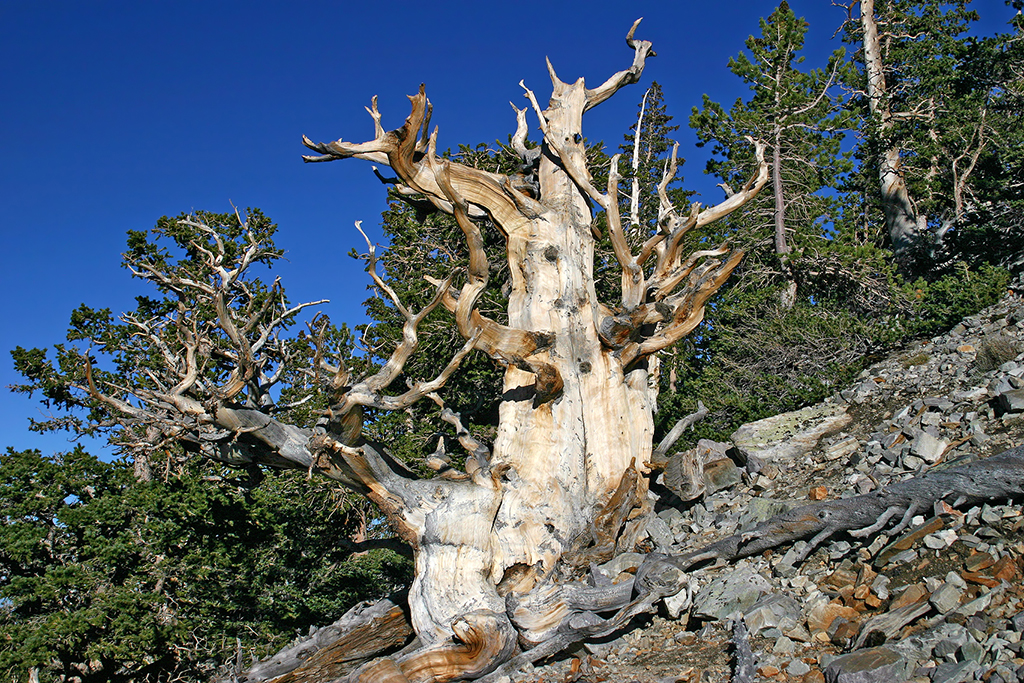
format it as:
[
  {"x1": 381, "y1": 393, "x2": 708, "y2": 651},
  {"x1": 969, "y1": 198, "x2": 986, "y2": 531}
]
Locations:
[
  {"x1": 21, "y1": 23, "x2": 768, "y2": 681},
  {"x1": 845, "y1": 0, "x2": 984, "y2": 266}
]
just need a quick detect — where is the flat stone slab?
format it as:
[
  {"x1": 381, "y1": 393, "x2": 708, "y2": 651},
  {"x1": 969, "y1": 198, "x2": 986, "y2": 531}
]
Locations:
[
  {"x1": 704, "y1": 458, "x2": 742, "y2": 493},
  {"x1": 692, "y1": 567, "x2": 772, "y2": 622},
  {"x1": 998, "y1": 388, "x2": 1024, "y2": 413},
  {"x1": 743, "y1": 593, "x2": 802, "y2": 635},
  {"x1": 731, "y1": 403, "x2": 852, "y2": 465},
  {"x1": 824, "y1": 646, "x2": 907, "y2": 683}
]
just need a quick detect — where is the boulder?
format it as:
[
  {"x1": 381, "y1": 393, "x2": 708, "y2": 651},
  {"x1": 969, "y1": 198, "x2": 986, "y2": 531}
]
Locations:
[
  {"x1": 692, "y1": 567, "x2": 772, "y2": 622},
  {"x1": 731, "y1": 403, "x2": 851, "y2": 465},
  {"x1": 824, "y1": 647, "x2": 908, "y2": 683}
]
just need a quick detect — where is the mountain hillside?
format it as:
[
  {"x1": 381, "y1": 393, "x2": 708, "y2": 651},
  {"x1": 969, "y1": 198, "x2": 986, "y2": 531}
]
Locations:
[{"x1": 511, "y1": 283, "x2": 1024, "y2": 682}]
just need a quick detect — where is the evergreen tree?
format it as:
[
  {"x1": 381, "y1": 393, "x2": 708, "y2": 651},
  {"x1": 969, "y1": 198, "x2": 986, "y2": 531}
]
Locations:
[
  {"x1": 690, "y1": 2, "x2": 851, "y2": 307},
  {"x1": 840, "y1": 0, "x2": 1017, "y2": 270},
  {"x1": 619, "y1": 82, "x2": 690, "y2": 236},
  {"x1": 0, "y1": 447, "x2": 409, "y2": 682},
  {"x1": 941, "y1": 5, "x2": 1024, "y2": 272},
  {"x1": 6, "y1": 210, "x2": 410, "y2": 681}
]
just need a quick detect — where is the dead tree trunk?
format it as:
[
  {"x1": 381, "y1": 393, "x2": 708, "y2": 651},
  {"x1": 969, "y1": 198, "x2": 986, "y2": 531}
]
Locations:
[
  {"x1": 295, "y1": 21, "x2": 767, "y2": 681},
  {"x1": 668, "y1": 446, "x2": 1024, "y2": 571},
  {"x1": 859, "y1": 0, "x2": 928, "y2": 258}
]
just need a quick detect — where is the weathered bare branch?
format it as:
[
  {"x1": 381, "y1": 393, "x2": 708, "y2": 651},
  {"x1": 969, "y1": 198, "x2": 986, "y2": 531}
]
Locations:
[
  {"x1": 605, "y1": 154, "x2": 644, "y2": 310},
  {"x1": 653, "y1": 400, "x2": 708, "y2": 460},
  {"x1": 629, "y1": 87, "x2": 650, "y2": 229},
  {"x1": 509, "y1": 103, "x2": 531, "y2": 161},
  {"x1": 585, "y1": 18, "x2": 656, "y2": 111},
  {"x1": 304, "y1": 87, "x2": 542, "y2": 232},
  {"x1": 620, "y1": 248, "x2": 745, "y2": 366},
  {"x1": 592, "y1": 136, "x2": 769, "y2": 361},
  {"x1": 428, "y1": 393, "x2": 491, "y2": 472}
]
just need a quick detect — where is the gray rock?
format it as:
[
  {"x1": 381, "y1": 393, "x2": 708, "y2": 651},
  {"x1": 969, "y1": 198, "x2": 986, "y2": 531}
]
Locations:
[
  {"x1": 692, "y1": 567, "x2": 772, "y2": 622},
  {"x1": 888, "y1": 622, "x2": 969, "y2": 663},
  {"x1": 657, "y1": 507, "x2": 684, "y2": 529},
  {"x1": 982, "y1": 504, "x2": 1002, "y2": 524},
  {"x1": 773, "y1": 636, "x2": 796, "y2": 655},
  {"x1": 663, "y1": 587, "x2": 691, "y2": 620},
  {"x1": 958, "y1": 590, "x2": 997, "y2": 619},
  {"x1": 959, "y1": 638, "x2": 985, "y2": 663},
  {"x1": 931, "y1": 660, "x2": 979, "y2": 683},
  {"x1": 922, "y1": 396, "x2": 955, "y2": 410},
  {"x1": 826, "y1": 435, "x2": 861, "y2": 461},
  {"x1": 998, "y1": 388, "x2": 1024, "y2": 413},
  {"x1": 888, "y1": 548, "x2": 919, "y2": 565},
  {"x1": 911, "y1": 430, "x2": 948, "y2": 463},
  {"x1": 704, "y1": 458, "x2": 742, "y2": 493},
  {"x1": 991, "y1": 375, "x2": 1017, "y2": 395},
  {"x1": 824, "y1": 647, "x2": 908, "y2": 683},
  {"x1": 930, "y1": 582, "x2": 963, "y2": 614},
  {"x1": 744, "y1": 593, "x2": 802, "y2": 635},
  {"x1": 1010, "y1": 611, "x2": 1024, "y2": 632},
  {"x1": 788, "y1": 658, "x2": 811, "y2": 677},
  {"x1": 871, "y1": 574, "x2": 890, "y2": 601},
  {"x1": 730, "y1": 403, "x2": 852, "y2": 465},
  {"x1": 645, "y1": 514, "x2": 675, "y2": 550},
  {"x1": 933, "y1": 638, "x2": 961, "y2": 660},
  {"x1": 953, "y1": 387, "x2": 989, "y2": 402},
  {"x1": 695, "y1": 438, "x2": 731, "y2": 461}
]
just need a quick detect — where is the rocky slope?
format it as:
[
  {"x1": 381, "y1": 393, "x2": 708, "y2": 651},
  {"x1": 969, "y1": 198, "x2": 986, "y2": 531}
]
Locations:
[{"x1": 511, "y1": 286, "x2": 1024, "y2": 683}]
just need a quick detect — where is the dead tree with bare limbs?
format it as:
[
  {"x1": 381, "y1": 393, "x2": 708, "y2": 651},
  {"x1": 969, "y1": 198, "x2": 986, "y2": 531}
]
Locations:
[
  {"x1": 14, "y1": 22, "x2": 768, "y2": 682},
  {"x1": 291, "y1": 21, "x2": 768, "y2": 681}
]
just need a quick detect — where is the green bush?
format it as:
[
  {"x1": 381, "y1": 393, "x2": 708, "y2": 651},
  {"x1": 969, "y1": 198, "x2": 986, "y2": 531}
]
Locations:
[
  {"x1": 903, "y1": 263, "x2": 1011, "y2": 338},
  {"x1": 0, "y1": 448, "x2": 411, "y2": 683}
]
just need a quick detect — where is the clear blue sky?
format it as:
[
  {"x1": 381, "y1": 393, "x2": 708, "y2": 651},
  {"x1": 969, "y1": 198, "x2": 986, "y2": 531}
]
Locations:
[{"x1": 1, "y1": 1, "x2": 1015, "y2": 458}]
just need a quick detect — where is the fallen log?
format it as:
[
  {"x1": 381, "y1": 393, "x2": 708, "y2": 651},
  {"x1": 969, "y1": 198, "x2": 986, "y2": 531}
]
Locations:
[{"x1": 668, "y1": 445, "x2": 1024, "y2": 572}]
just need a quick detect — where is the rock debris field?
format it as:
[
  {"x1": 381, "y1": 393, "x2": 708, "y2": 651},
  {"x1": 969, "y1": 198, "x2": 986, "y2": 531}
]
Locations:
[{"x1": 510, "y1": 285, "x2": 1024, "y2": 683}]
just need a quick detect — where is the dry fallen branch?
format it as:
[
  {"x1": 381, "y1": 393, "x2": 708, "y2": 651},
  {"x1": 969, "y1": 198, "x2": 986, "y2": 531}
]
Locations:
[{"x1": 668, "y1": 446, "x2": 1024, "y2": 571}]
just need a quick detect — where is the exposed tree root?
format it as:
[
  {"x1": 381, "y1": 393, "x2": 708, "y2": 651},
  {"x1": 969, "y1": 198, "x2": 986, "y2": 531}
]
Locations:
[
  {"x1": 667, "y1": 445, "x2": 1024, "y2": 572},
  {"x1": 349, "y1": 610, "x2": 517, "y2": 683},
  {"x1": 222, "y1": 596, "x2": 413, "y2": 682}
]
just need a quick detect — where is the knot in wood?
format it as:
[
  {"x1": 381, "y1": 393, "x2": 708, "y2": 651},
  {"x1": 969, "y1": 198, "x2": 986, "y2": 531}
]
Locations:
[{"x1": 543, "y1": 245, "x2": 559, "y2": 262}]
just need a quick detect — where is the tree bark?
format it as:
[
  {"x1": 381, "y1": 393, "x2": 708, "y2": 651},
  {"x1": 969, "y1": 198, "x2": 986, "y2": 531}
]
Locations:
[
  {"x1": 772, "y1": 125, "x2": 797, "y2": 309},
  {"x1": 860, "y1": 0, "x2": 928, "y2": 259}
]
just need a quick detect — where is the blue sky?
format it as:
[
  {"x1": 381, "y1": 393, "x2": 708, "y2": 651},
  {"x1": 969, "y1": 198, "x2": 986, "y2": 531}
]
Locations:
[{"x1": 1, "y1": 1, "x2": 1015, "y2": 458}]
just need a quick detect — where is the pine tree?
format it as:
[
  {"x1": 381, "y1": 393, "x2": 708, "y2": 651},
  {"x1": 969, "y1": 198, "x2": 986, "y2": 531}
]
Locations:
[
  {"x1": 619, "y1": 82, "x2": 691, "y2": 236},
  {"x1": 843, "y1": 0, "x2": 987, "y2": 269},
  {"x1": 0, "y1": 447, "x2": 409, "y2": 682},
  {"x1": 690, "y1": 2, "x2": 851, "y2": 308}
]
